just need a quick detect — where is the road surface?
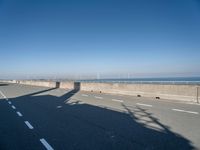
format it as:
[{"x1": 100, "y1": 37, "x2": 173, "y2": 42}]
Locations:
[{"x1": 0, "y1": 83, "x2": 199, "y2": 150}]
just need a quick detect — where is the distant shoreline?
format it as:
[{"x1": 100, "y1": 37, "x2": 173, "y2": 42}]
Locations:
[
  {"x1": 1, "y1": 77, "x2": 200, "y2": 85},
  {"x1": 77, "y1": 77, "x2": 200, "y2": 85}
]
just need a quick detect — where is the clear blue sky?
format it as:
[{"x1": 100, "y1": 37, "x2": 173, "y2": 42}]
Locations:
[{"x1": 0, "y1": 0, "x2": 200, "y2": 79}]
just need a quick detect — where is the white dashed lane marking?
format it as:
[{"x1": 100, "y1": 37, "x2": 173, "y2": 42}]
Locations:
[
  {"x1": 82, "y1": 94, "x2": 88, "y2": 97},
  {"x1": 56, "y1": 106, "x2": 62, "y2": 108},
  {"x1": 16, "y1": 111, "x2": 23, "y2": 117},
  {"x1": 11, "y1": 105, "x2": 16, "y2": 109},
  {"x1": 79, "y1": 101, "x2": 85, "y2": 104},
  {"x1": 172, "y1": 109, "x2": 199, "y2": 115},
  {"x1": 1, "y1": 89, "x2": 54, "y2": 149},
  {"x1": 40, "y1": 138, "x2": 54, "y2": 150},
  {"x1": 24, "y1": 121, "x2": 34, "y2": 129},
  {"x1": 136, "y1": 103, "x2": 152, "y2": 107},
  {"x1": 94, "y1": 96, "x2": 103, "y2": 99},
  {"x1": 112, "y1": 99, "x2": 124, "y2": 103}
]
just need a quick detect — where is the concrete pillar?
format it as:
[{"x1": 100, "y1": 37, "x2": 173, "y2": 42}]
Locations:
[
  {"x1": 56, "y1": 82, "x2": 60, "y2": 88},
  {"x1": 74, "y1": 82, "x2": 80, "y2": 91}
]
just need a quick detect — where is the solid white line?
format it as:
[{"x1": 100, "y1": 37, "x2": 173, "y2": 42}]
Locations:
[
  {"x1": 24, "y1": 121, "x2": 34, "y2": 129},
  {"x1": 16, "y1": 111, "x2": 23, "y2": 117},
  {"x1": 112, "y1": 99, "x2": 124, "y2": 103},
  {"x1": 82, "y1": 94, "x2": 88, "y2": 97},
  {"x1": 95, "y1": 96, "x2": 103, "y2": 99},
  {"x1": 172, "y1": 109, "x2": 199, "y2": 115},
  {"x1": 11, "y1": 105, "x2": 16, "y2": 109},
  {"x1": 136, "y1": 103, "x2": 152, "y2": 107},
  {"x1": 8, "y1": 101, "x2": 12, "y2": 104},
  {"x1": 40, "y1": 138, "x2": 54, "y2": 150}
]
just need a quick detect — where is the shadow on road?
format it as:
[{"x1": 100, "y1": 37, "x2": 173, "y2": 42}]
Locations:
[
  {"x1": 0, "y1": 83, "x2": 9, "y2": 86},
  {"x1": 0, "y1": 82, "x2": 195, "y2": 150}
]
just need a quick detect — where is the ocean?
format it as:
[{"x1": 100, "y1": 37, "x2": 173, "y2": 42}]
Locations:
[{"x1": 77, "y1": 77, "x2": 200, "y2": 85}]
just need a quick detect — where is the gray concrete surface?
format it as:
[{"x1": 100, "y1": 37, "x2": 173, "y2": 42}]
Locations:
[{"x1": 0, "y1": 83, "x2": 200, "y2": 150}]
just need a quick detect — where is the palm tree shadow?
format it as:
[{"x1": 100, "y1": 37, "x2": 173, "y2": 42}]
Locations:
[{"x1": 121, "y1": 103, "x2": 195, "y2": 149}]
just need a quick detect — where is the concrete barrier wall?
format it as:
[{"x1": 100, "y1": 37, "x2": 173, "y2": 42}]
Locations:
[
  {"x1": 19, "y1": 80, "x2": 56, "y2": 88},
  {"x1": 1, "y1": 80, "x2": 199, "y2": 102},
  {"x1": 17, "y1": 80, "x2": 74, "y2": 89},
  {"x1": 59, "y1": 81, "x2": 74, "y2": 89},
  {"x1": 81, "y1": 82, "x2": 199, "y2": 102},
  {"x1": 0, "y1": 80, "x2": 18, "y2": 83}
]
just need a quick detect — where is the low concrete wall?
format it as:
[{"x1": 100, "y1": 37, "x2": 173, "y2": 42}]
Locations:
[
  {"x1": 59, "y1": 81, "x2": 74, "y2": 89},
  {"x1": 19, "y1": 80, "x2": 56, "y2": 88},
  {"x1": 81, "y1": 82, "x2": 199, "y2": 103},
  {"x1": 17, "y1": 80, "x2": 74, "y2": 90},
  {"x1": 0, "y1": 80, "x2": 18, "y2": 84},
  {"x1": 1, "y1": 80, "x2": 199, "y2": 102}
]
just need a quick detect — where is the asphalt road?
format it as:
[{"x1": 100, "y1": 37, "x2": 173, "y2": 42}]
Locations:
[{"x1": 0, "y1": 83, "x2": 200, "y2": 150}]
